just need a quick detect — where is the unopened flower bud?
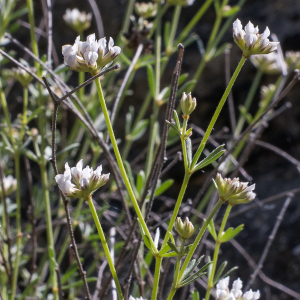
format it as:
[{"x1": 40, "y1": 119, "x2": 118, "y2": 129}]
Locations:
[
  {"x1": 233, "y1": 19, "x2": 279, "y2": 58},
  {"x1": 30, "y1": 128, "x2": 39, "y2": 137},
  {"x1": 135, "y1": 3, "x2": 157, "y2": 19},
  {"x1": 175, "y1": 217, "x2": 194, "y2": 239},
  {"x1": 63, "y1": 8, "x2": 92, "y2": 34},
  {"x1": 213, "y1": 173, "x2": 256, "y2": 205},
  {"x1": 181, "y1": 92, "x2": 196, "y2": 118}
]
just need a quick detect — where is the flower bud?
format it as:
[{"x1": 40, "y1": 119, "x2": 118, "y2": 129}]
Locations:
[
  {"x1": 175, "y1": 217, "x2": 194, "y2": 239},
  {"x1": 135, "y1": 3, "x2": 157, "y2": 19},
  {"x1": 63, "y1": 8, "x2": 92, "y2": 34},
  {"x1": 213, "y1": 173, "x2": 256, "y2": 206},
  {"x1": 233, "y1": 19, "x2": 279, "y2": 58},
  {"x1": 180, "y1": 92, "x2": 196, "y2": 118}
]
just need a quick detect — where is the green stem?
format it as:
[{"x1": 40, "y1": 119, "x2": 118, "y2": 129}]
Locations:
[
  {"x1": 87, "y1": 197, "x2": 124, "y2": 300},
  {"x1": 121, "y1": 0, "x2": 135, "y2": 35},
  {"x1": 205, "y1": 204, "x2": 232, "y2": 300},
  {"x1": 162, "y1": 172, "x2": 191, "y2": 248},
  {"x1": 176, "y1": 0, "x2": 214, "y2": 44},
  {"x1": 177, "y1": 200, "x2": 223, "y2": 283},
  {"x1": 190, "y1": 56, "x2": 247, "y2": 170},
  {"x1": 166, "y1": 5, "x2": 182, "y2": 55},
  {"x1": 206, "y1": 12, "x2": 222, "y2": 51},
  {"x1": 151, "y1": 256, "x2": 162, "y2": 300},
  {"x1": 11, "y1": 153, "x2": 21, "y2": 300},
  {"x1": 95, "y1": 77, "x2": 157, "y2": 253},
  {"x1": 234, "y1": 70, "x2": 263, "y2": 137}
]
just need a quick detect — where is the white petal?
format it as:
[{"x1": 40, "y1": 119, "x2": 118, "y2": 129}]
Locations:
[
  {"x1": 262, "y1": 27, "x2": 270, "y2": 38},
  {"x1": 76, "y1": 159, "x2": 83, "y2": 171},
  {"x1": 245, "y1": 21, "x2": 255, "y2": 34}
]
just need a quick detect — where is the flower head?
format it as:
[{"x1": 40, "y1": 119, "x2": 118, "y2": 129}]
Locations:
[
  {"x1": 233, "y1": 19, "x2": 279, "y2": 58},
  {"x1": 285, "y1": 51, "x2": 300, "y2": 70},
  {"x1": 55, "y1": 159, "x2": 109, "y2": 199},
  {"x1": 135, "y1": 3, "x2": 157, "y2": 19},
  {"x1": 181, "y1": 92, "x2": 196, "y2": 118},
  {"x1": 250, "y1": 52, "x2": 282, "y2": 74},
  {"x1": 0, "y1": 175, "x2": 17, "y2": 197},
  {"x1": 62, "y1": 34, "x2": 121, "y2": 75},
  {"x1": 175, "y1": 217, "x2": 194, "y2": 239},
  {"x1": 213, "y1": 173, "x2": 256, "y2": 205},
  {"x1": 216, "y1": 277, "x2": 260, "y2": 300},
  {"x1": 63, "y1": 8, "x2": 92, "y2": 33}
]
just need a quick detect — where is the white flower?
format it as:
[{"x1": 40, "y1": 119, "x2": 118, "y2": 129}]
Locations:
[
  {"x1": 63, "y1": 8, "x2": 92, "y2": 33},
  {"x1": 55, "y1": 159, "x2": 109, "y2": 199},
  {"x1": 62, "y1": 34, "x2": 121, "y2": 74},
  {"x1": 135, "y1": 2, "x2": 157, "y2": 18},
  {"x1": 0, "y1": 175, "x2": 17, "y2": 197},
  {"x1": 233, "y1": 19, "x2": 279, "y2": 58},
  {"x1": 285, "y1": 51, "x2": 300, "y2": 70},
  {"x1": 250, "y1": 52, "x2": 282, "y2": 74},
  {"x1": 215, "y1": 277, "x2": 260, "y2": 300},
  {"x1": 213, "y1": 173, "x2": 256, "y2": 205},
  {"x1": 129, "y1": 296, "x2": 145, "y2": 300}
]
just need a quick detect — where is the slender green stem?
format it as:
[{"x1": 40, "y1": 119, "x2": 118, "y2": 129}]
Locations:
[
  {"x1": 206, "y1": 12, "x2": 222, "y2": 51},
  {"x1": 95, "y1": 77, "x2": 157, "y2": 253},
  {"x1": 166, "y1": 5, "x2": 182, "y2": 55},
  {"x1": 234, "y1": 70, "x2": 263, "y2": 137},
  {"x1": 155, "y1": 3, "x2": 162, "y2": 99},
  {"x1": 151, "y1": 256, "x2": 162, "y2": 300},
  {"x1": 162, "y1": 172, "x2": 191, "y2": 247},
  {"x1": 11, "y1": 153, "x2": 21, "y2": 300},
  {"x1": 190, "y1": 56, "x2": 247, "y2": 170},
  {"x1": 205, "y1": 204, "x2": 232, "y2": 300},
  {"x1": 177, "y1": 200, "x2": 223, "y2": 283},
  {"x1": 87, "y1": 197, "x2": 124, "y2": 300},
  {"x1": 121, "y1": 0, "x2": 135, "y2": 35},
  {"x1": 181, "y1": 118, "x2": 189, "y2": 172},
  {"x1": 176, "y1": 0, "x2": 214, "y2": 44}
]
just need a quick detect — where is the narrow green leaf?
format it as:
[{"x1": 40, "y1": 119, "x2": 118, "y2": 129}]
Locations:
[
  {"x1": 207, "y1": 219, "x2": 217, "y2": 241},
  {"x1": 186, "y1": 137, "x2": 192, "y2": 167},
  {"x1": 173, "y1": 110, "x2": 181, "y2": 130},
  {"x1": 219, "y1": 224, "x2": 244, "y2": 243},
  {"x1": 124, "y1": 161, "x2": 139, "y2": 197},
  {"x1": 158, "y1": 245, "x2": 171, "y2": 256},
  {"x1": 166, "y1": 120, "x2": 181, "y2": 135},
  {"x1": 131, "y1": 119, "x2": 149, "y2": 141},
  {"x1": 211, "y1": 43, "x2": 231, "y2": 59},
  {"x1": 182, "y1": 259, "x2": 197, "y2": 280},
  {"x1": 179, "y1": 272, "x2": 206, "y2": 287},
  {"x1": 125, "y1": 106, "x2": 134, "y2": 136},
  {"x1": 164, "y1": 21, "x2": 171, "y2": 48},
  {"x1": 176, "y1": 80, "x2": 197, "y2": 98},
  {"x1": 137, "y1": 219, "x2": 152, "y2": 251},
  {"x1": 222, "y1": 5, "x2": 240, "y2": 17},
  {"x1": 27, "y1": 106, "x2": 45, "y2": 122},
  {"x1": 191, "y1": 288, "x2": 200, "y2": 300},
  {"x1": 56, "y1": 143, "x2": 80, "y2": 157},
  {"x1": 167, "y1": 241, "x2": 179, "y2": 254},
  {"x1": 154, "y1": 179, "x2": 174, "y2": 197},
  {"x1": 180, "y1": 262, "x2": 212, "y2": 286},
  {"x1": 136, "y1": 170, "x2": 145, "y2": 196},
  {"x1": 162, "y1": 251, "x2": 178, "y2": 257},
  {"x1": 24, "y1": 150, "x2": 38, "y2": 162},
  {"x1": 214, "y1": 261, "x2": 227, "y2": 284},
  {"x1": 214, "y1": 267, "x2": 238, "y2": 285},
  {"x1": 147, "y1": 64, "x2": 156, "y2": 99},
  {"x1": 167, "y1": 231, "x2": 176, "y2": 244}
]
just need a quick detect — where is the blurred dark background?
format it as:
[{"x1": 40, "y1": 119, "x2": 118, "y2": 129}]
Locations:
[{"x1": 9, "y1": 0, "x2": 300, "y2": 298}]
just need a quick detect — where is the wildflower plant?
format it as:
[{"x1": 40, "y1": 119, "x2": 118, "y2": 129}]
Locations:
[{"x1": 0, "y1": 1, "x2": 299, "y2": 300}]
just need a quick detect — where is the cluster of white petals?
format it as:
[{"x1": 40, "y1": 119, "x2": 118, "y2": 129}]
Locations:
[
  {"x1": 55, "y1": 159, "x2": 109, "y2": 199},
  {"x1": 0, "y1": 175, "x2": 17, "y2": 197},
  {"x1": 63, "y1": 8, "x2": 92, "y2": 33},
  {"x1": 62, "y1": 34, "x2": 121, "y2": 74},
  {"x1": 216, "y1": 277, "x2": 260, "y2": 300},
  {"x1": 129, "y1": 296, "x2": 145, "y2": 300},
  {"x1": 250, "y1": 52, "x2": 282, "y2": 74},
  {"x1": 213, "y1": 173, "x2": 256, "y2": 205},
  {"x1": 135, "y1": 2, "x2": 157, "y2": 18},
  {"x1": 233, "y1": 19, "x2": 279, "y2": 58}
]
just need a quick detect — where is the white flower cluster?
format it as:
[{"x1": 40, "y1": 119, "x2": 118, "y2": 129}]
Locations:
[
  {"x1": 55, "y1": 159, "x2": 109, "y2": 199},
  {"x1": 0, "y1": 175, "x2": 17, "y2": 197},
  {"x1": 216, "y1": 277, "x2": 260, "y2": 300},
  {"x1": 250, "y1": 52, "x2": 282, "y2": 74},
  {"x1": 233, "y1": 19, "x2": 279, "y2": 58},
  {"x1": 62, "y1": 34, "x2": 121, "y2": 74},
  {"x1": 129, "y1": 296, "x2": 145, "y2": 300},
  {"x1": 213, "y1": 173, "x2": 256, "y2": 205},
  {"x1": 63, "y1": 8, "x2": 92, "y2": 33}
]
